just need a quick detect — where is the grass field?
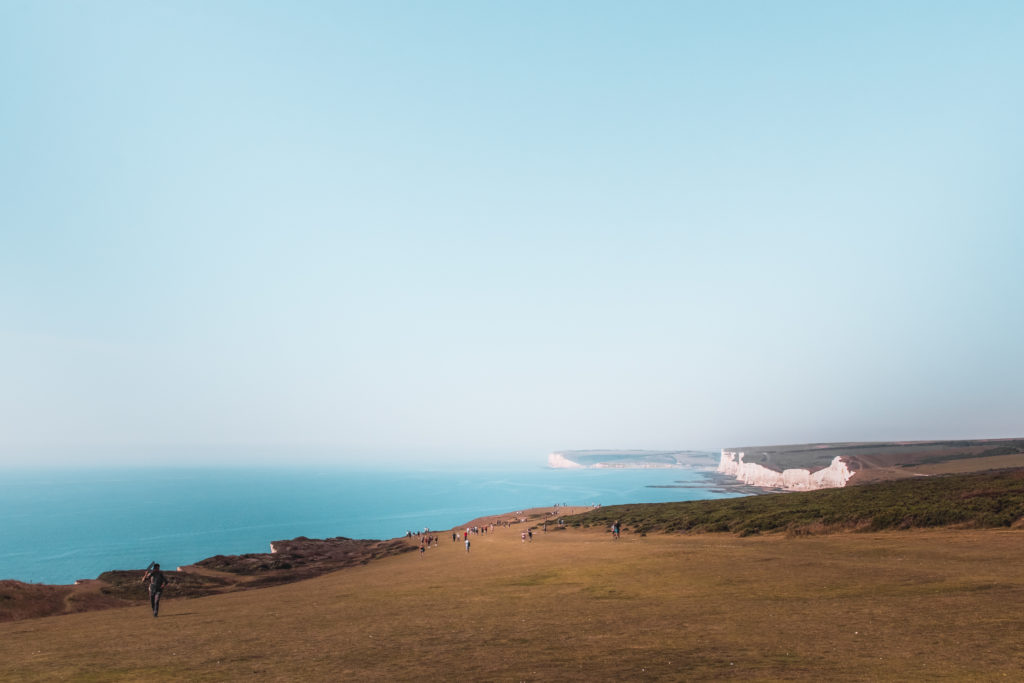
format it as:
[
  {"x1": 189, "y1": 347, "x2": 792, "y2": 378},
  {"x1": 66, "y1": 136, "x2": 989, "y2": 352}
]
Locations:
[{"x1": 3, "y1": 521, "x2": 1024, "y2": 681}]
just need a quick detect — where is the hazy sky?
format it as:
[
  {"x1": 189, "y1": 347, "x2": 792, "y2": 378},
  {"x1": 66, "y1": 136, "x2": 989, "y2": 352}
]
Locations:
[{"x1": 2, "y1": 1, "x2": 1023, "y2": 466}]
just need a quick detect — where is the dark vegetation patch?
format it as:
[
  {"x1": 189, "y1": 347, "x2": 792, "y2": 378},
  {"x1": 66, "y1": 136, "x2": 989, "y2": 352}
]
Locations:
[
  {"x1": 571, "y1": 468, "x2": 1024, "y2": 537},
  {"x1": 0, "y1": 581, "x2": 73, "y2": 622},
  {"x1": 193, "y1": 537, "x2": 413, "y2": 586},
  {"x1": 2, "y1": 537, "x2": 415, "y2": 623}
]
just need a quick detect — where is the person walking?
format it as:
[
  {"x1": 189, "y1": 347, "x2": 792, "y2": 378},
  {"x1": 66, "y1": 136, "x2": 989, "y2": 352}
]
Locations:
[
  {"x1": 141, "y1": 563, "x2": 169, "y2": 617},
  {"x1": 465, "y1": 538, "x2": 471, "y2": 553}
]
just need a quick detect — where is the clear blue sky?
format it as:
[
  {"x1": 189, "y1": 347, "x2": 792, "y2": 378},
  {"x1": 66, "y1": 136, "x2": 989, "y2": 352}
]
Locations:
[{"x1": 2, "y1": 1, "x2": 1022, "y2": 466}]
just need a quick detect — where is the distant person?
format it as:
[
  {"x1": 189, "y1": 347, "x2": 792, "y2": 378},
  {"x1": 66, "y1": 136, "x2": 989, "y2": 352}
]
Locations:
[
  {"x1": 528, "y1": 529, "x2": 533, "y2": 542},
  {"x1": 465, "y1": 538, "x2": 471, "y2": 553},
  {"x1": 141, "y1": 563, "x2": 168, "y2": 617},
  {"x1": 521, "y1": 531, "x2": 526, "y2": 543}
]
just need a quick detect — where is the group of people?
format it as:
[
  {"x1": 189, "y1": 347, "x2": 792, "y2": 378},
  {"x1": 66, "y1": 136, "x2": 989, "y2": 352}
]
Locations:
[
  {"x1": 416, "y1": 525, "x2": 504, "y2": 556},
  {"x1": 418, "y1": 533, "x2": 441, "y2": 556}
]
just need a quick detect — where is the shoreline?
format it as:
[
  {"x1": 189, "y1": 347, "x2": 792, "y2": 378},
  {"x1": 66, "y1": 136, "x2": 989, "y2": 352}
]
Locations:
[
  {"x1": 1, "y1": 466, "x2": 745, "y2": 586},
  {"x1": 0, "y1": 504, "x2": 601, "y2": 622}
]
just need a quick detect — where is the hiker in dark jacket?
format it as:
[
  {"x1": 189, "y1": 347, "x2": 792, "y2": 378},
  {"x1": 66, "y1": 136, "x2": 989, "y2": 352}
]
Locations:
[{"x1": 141, "y1": 563, "x2": 169, "y2": 617}]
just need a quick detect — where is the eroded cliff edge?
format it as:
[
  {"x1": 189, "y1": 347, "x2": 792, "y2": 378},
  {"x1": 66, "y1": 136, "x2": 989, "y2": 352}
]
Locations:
[
  {"x1": 718, "y1": 450, "x2": 852, "y2": 490},
  {"x1": 716, "y1": 438, "x2": 1024, "y2": 491}
]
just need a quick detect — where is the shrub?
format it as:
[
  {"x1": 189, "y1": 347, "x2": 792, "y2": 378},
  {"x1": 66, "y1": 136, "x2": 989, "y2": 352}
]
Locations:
[{"x1": 570, "y1": 469, "x2": 1024, "y2": 537}]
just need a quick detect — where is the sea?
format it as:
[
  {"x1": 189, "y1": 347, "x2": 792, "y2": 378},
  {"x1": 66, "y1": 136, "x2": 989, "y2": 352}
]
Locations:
[{"x1": 0, "y1": 465, "x2": 745, "y2": 585}]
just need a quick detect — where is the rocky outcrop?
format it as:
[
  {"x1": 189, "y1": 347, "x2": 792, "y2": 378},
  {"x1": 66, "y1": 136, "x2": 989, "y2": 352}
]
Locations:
[{"x1": 717, "y1": 450, "x2": 853, "y2": 491}]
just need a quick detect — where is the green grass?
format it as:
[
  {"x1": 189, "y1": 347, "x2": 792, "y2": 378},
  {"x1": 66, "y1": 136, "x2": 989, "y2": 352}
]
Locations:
[{"x1": 571, "y1": 468, "x2": 1024, "y2": 536}]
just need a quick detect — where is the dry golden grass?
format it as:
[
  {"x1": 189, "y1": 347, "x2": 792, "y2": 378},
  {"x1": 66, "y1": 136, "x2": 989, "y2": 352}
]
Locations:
[
  {"x1": 906, "y1": 453, "x2": 1024, "y2": 475},
  {"x1": 3, "y1": 524, "x2": 1024, "y2": 681}
]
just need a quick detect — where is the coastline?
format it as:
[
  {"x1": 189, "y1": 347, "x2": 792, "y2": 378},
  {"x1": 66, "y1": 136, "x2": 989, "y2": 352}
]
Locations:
[
  {"x1": 6, "y1": 471, "x2": 750, "y2": 623},
  {"x1": 1, "y1": 466, "x2": 744, "y2": 586},
  {"x1": 0, "y1": 504, "x2": 594, "y2": 622}
]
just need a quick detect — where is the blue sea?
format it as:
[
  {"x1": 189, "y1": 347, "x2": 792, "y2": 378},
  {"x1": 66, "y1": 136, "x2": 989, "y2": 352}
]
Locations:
[{"x1": 0, "y1": 465, "x2": 743, "y2": 585}]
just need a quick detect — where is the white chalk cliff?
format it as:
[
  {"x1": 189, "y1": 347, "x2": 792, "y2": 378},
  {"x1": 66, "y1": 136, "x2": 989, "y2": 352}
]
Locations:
[
  {"x1": 717, "y1": 450, "x2": 853, "y2": 490},
  {"x1": 547, "y1": 452, "x2": 586, "y2": 469}
]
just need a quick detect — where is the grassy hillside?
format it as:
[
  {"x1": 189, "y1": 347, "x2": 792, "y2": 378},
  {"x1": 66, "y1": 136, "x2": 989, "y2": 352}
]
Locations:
[
  {"x1": 571, "y1": 468, "x2": 1024, "y2": 536},
  {"x1": 725, "y1": 438, "x2": 1024, "y2": 477},
  {"x1": 3, "y1": 524, "x2": 1024, "y2": 680},
  {"x1": 0, "y1": 537, "x2": 414, "y2": 623}
]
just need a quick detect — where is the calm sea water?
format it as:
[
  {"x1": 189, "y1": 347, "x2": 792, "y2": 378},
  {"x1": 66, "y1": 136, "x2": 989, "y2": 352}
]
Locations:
[{"x1": 0, "y1": 466, "x2": 743, "y2": 585}]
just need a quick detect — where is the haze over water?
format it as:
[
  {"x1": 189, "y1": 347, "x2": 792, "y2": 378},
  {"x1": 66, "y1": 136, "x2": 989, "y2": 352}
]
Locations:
[{"x1": 3, "y1": 3, "x2": 1023, "y2": 474}]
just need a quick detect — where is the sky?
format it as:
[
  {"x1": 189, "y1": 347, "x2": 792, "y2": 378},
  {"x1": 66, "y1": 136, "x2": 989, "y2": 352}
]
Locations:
[{"x1": 2, "y1": 1, "x2": 1023, "y2": 467}]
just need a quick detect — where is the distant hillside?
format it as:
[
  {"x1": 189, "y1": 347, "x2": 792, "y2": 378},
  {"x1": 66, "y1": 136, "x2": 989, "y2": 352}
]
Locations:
[
  {"x1": 548, "y1": 449, "x2": 717, "y2": 469},
  {"x1": 722, "y1": 438, "x2": 1024, "y2": 484},
  {"x1": 571, "y1": 468, "x2": 1024, "y2": 537}
]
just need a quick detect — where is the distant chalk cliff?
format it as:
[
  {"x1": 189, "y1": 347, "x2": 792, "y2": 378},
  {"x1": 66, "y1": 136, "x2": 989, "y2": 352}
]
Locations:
[
  {"x1": 547, "y1": 452, "x2": 586, "y2": 468},
  {"x1": 717, "y1": 450, "x2": 853, "y2": 490},
  {"x1": 547, "y1": 450, "x2": 718, "y2": 469},
  {"x1": 715, "y1": 438, "x2": 1024, "y2": 490}
]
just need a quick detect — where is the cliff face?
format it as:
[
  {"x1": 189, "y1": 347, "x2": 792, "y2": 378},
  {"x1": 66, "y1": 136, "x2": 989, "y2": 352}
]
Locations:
[
  {"x1": 547, "y1": 452, "x2": 586, "y2": 469},
  {"x1": 717, "y1": 450, "x2": 853, "y2": 490}
]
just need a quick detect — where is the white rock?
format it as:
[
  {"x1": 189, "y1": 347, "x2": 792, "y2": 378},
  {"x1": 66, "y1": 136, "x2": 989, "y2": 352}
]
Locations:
[
  {"x1": 547, "y1": 452, "x2": 585, "y2": 469},
  {"x1": 717, "y1": 450, "x2": 852, "y2": 490}
]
